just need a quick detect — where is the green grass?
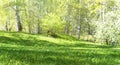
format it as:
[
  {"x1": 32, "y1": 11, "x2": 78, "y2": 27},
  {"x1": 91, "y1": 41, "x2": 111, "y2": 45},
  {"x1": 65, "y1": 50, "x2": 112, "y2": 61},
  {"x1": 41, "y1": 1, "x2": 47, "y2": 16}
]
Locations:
[{"x1": 0, "y1": 31, "x2": 120, "y2": 65}]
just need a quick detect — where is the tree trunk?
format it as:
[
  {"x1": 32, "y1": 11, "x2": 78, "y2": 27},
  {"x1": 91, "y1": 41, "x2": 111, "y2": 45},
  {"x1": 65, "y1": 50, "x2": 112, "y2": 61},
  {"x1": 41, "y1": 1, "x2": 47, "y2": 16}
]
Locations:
[
  {"x1": 106, "y1": 39, "x2": 109, "y2": 45},
  {"x1": 77, "y1": 26, "x2": 81, "y2": 39},
  {"x1": 37, "y1": 21, "x2": 41, "y2": 34},
  {"x1": 65, "y1": 21, "x2": 70, "y2": 34},
  {"x1": 28, "y1": 22, "x2": 32, "y2": 33},
  {"x1": 15, "y1": 4, "x2": 22, "y2": 31},
  {"x1": 88, "y1": 23, "x2": 92, "y2": 35}
]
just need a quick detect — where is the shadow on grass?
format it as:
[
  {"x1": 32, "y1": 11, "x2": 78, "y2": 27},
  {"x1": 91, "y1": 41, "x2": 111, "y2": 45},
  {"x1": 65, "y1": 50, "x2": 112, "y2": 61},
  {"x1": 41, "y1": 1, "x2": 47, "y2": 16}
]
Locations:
[
  {"x1": 0, "y1": 31, "x2": 116, "y2": 48},
  {"x1": 0, "y1": 36, "x2": 115, "y2": 49},
  {"x1": 55, "y1": 34, "x2": 78, "y2": 41},
  {"x1": 69, "y1": 43, "x2": 115, "y2": 48},
  {"x1": 0, "y1": 35, "x2": 119, "y2": 65},
  {"x1": 0, "y1": 46, "x2": 119, "y2": 65},
  {"x1": 0, "y1": 36, "x2": 62, "y2": 47}
]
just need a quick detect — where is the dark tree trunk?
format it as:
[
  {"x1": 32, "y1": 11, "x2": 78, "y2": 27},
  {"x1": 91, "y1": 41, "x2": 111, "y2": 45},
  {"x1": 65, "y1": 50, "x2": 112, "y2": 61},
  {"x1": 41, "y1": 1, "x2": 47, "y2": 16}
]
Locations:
[
  {"x1": 28, "y1": 22, "x2": 32, "y2": 33},
  {"x1": 65, "y1": 21, "x2": 70, "y2": 34},
  {"x1": 106, "y1": 39, "x2": 109, "y2": 45},
  {"x1": 37, "y1": 20, "x2": 41, "y2": 34},
  {"x1": 88, "y1": 23, "x2": 92, "y2": 35}
]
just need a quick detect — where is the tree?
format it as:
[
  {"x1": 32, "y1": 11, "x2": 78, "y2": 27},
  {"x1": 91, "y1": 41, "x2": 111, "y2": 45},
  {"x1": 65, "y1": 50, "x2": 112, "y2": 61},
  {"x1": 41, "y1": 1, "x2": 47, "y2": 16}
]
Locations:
[
  {"x1": 0, "y1": 0, "x2": 120, "y2": 45},
  {"x1": 14, "y1": 0, "x2": 22, "y2": 31},
  {"x1": 94, "y1": 0, "x2": 120, "y2": 45}
]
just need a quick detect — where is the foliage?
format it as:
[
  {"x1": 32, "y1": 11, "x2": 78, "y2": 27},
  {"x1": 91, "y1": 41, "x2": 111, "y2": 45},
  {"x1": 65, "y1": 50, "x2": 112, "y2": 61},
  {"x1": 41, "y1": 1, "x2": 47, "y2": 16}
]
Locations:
[
  {"x1": 94, "y1": 6, "x2": 120, "y2": 45},
  {"x1": 0, "y1": 0, "x2": 120, "y2": 45},
  {"x1": 42, "y1": 13, "x2": 65, "y2": 33}
]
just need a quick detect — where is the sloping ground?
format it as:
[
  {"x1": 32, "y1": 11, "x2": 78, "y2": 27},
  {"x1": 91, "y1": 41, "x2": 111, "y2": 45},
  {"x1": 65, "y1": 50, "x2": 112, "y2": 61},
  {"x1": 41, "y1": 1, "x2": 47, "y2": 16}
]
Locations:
[{"x1": 0, "y1": 31, "x2": 120, "y2": 65}]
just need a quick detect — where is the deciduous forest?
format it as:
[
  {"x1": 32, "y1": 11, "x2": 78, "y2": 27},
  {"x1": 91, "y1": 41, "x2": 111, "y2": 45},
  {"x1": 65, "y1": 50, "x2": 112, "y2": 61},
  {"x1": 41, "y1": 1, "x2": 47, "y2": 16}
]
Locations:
[{"x1": 0, "y1": 0, "x2": 120, "y2": 65}]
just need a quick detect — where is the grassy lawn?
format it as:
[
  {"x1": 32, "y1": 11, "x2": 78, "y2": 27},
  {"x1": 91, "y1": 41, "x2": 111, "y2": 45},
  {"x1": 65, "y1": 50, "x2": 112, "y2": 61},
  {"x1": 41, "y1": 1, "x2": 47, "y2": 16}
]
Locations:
[{"x1": 0, "y1": 32, "x2": 120, "y2": 65}]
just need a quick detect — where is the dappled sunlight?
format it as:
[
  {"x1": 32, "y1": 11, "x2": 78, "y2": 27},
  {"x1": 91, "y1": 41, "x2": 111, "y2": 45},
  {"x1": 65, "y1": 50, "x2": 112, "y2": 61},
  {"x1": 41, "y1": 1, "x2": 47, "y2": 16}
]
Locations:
[
  {"x1": 0, "y1": 32, "x2": 119, "y2": 65},
  {"x1": 0, "y1": 0, "x2": 120, "y2": 64}
]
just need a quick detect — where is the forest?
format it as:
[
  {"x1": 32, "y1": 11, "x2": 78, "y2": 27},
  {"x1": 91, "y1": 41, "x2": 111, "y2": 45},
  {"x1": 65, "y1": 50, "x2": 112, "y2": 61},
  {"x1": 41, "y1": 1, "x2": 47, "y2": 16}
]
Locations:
[{"x1": 0, "y1": 0, "x2": 120, "y2": 65}]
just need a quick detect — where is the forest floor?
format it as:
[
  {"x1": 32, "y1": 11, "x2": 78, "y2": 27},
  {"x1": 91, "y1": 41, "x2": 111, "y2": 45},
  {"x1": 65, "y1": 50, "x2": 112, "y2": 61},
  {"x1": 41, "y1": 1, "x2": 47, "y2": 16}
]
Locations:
[{"x1": 0, "y1": 31, "x2": 120, "y2": 65}]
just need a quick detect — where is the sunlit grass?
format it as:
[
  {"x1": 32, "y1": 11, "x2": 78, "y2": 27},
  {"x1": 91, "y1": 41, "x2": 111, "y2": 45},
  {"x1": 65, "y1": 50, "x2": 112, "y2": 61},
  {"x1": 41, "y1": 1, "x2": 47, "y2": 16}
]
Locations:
[{"x1": 0, "y1": 31, "x2": 120, "y2": 65}]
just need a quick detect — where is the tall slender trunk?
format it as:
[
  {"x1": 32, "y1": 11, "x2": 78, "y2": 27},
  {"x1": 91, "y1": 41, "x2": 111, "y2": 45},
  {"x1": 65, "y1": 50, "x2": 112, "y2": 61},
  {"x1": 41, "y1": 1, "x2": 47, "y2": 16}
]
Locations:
[
  {"x1": 77, "y1": 26, "x2": 81, "y2": 39},
  {"x1": 77, "y1": 0, "x2": 81, "y2": 39},
  {"x1": 88, "y1": 23, "x2": 91, "y2": 35},
  {"x1": 6, "y1": 12, "x2": 10, "y2": 31},
  {"x1": 5, "y1": 16, "x2": 11, "y2": 31},
  {"x1": 65, "y1": 21, "x2": 70, "y2": 34},
  {"x1": 36, "y1": 2, "x2": 42, "y2": 34},
  {"x1": 28, "y1": 22, "x2": 32, "y2": 33},
  {"x1": 65, "y1": 1, "x2": 71, "y2": 35},
  {"x1": 15, "y1": 0, "x2": 22, "y2": 31},
  {"x1": 37, "y1": 21, "x2": 41, "y2": 34}
]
